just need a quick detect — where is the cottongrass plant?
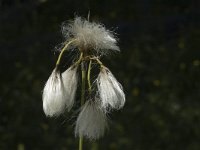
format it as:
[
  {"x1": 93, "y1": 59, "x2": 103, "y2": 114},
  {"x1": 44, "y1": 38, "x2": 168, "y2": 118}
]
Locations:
[
  {"x1": 75, "y1": 99, "x2": 108, "y2": 140},
  {"x1": 42, "y1": 16, "x2": 125, "y2": 150},
  {"x1": 43, "y1": 68, "x2": 67, "y2": 117},
  {"x1": 97, "y1": 67, "x2": 125, "y2": 111}
]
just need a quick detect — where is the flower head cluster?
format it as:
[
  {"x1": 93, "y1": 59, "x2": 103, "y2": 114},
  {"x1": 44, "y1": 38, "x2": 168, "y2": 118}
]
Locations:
[
  {"x1": 42, "y1": 17, "x2": 125, "y2": 140},
  {"x1": 62, "y1": 17, "x2": 119, "y2": 55}
]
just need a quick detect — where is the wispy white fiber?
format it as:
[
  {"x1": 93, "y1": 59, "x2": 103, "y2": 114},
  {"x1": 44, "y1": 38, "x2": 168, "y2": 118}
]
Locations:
[
  {"x1": 62, "y1": 66, "x2": 78, "y2": 111},
  {"x1": 75, "y1": 100, "x2": 108, "y2": 140},
  {"x1": 97, "y1": 67, "x2": 125, "y2": 111},
  {"x1": 42, "y1": 68, "x2": 67, "y2": 117},
  {"x1": 62, "y1": 17, "x2": 119, "y2": 54}
]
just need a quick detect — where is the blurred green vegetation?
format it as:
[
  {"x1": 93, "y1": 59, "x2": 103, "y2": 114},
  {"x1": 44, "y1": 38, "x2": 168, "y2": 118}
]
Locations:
[{"x1": 0, "y1": 0, "x2": 200, "y2": 150}]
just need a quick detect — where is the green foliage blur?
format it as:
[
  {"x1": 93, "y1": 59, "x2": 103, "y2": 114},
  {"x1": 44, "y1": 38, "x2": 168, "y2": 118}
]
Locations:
[{"x1": 0, "y1": 0, "x2": 200, "y2": 150}]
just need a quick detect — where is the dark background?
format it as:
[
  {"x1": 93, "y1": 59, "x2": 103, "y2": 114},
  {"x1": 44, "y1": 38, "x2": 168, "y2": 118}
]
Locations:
[{"x1": 0, "y1": 0, "x2": 200, "y2": 150}]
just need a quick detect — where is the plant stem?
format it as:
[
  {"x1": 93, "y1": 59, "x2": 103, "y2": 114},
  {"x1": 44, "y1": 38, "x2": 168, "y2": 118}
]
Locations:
[
  {"x1": 79, "y1": 61, "x2": 86, "y2": 150},
  {"x1": 87, "y1": 60, "x2": 92, "y2": 94},
  {"x1": 56, "y1": 39, "x2": 76, "y2": 66},
  {"x1": 81, "y1": 61, "x2": 86, "y2": 105},
  {"x1": 90, "y1": 57, "x2": 104, "y2": 68},
  {"x1": 79, "y1": 137, "x2": 83, "y2": 150},
  {"x1": 73, "y1": 53, "x2": 83, "y2": 67}
]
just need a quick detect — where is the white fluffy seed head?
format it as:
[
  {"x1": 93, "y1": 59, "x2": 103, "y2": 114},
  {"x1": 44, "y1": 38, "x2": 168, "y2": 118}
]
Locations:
[
  {"x1": 62, "y1": 17, "x2": 119, "y2": 55},
  {"x1": 75, "y1": 100, "x2": 108, "y2": 140},
  {"x1": 97, "y1": 67, "x2": 125, "y2": 111},
  {"x1": 42, "y1": 68, "x2": 67, "y2": 117},
  {"x1": 62, "y1": 66, "x2": 78, "y2": 111}
]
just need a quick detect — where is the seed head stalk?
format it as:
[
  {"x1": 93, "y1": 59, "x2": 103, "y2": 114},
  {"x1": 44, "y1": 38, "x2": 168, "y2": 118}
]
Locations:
[
  {"x1": 56, "y1": 39, "x2": 76, "y2": 66},
  {"x1": 79, "y1": 135, "x2": 83, "y2": 150},
  {"x1": 87, "y1": 60, "x2": 92, "y2": 94},
  {"x1": 79, "y1": 60, "x2": 86, "y2": 150},
  {"x1": 79, "y1": 55, "x2": 93, "y2": 150}
]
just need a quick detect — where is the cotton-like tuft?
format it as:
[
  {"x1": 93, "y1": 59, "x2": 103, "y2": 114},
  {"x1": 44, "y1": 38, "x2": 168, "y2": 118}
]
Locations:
[
  {"x1": 62, "y1": 17, "x2": 119, "y2": 54},
  {"x1": 97, "y1": 67, "x2": 125, "y2": 111},
  {"x1": 42, "y1": 68, "x2": 67, "y2": 117},
  {"x1": 62, "y1": 66, "x2": 78, "y2": 111},
  {"x1": 75, "y1": 100, "x2": 108, "y2": 140}
]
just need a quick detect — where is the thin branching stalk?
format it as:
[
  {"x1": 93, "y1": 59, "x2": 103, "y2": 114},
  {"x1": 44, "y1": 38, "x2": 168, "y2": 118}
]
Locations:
[
  {"x1": 79, "y1": 61, "x2": 86, "y2": 150},
  {"x1": 81, "y1": 61, "x2": 86, "y2": 105},
  {"x1": 56, "y1": 39, "x2": 76, "y2": 65},
  {"x1": 87, "y1": 60, "x2": 92, "y2": 94},
  {"x1": 73, "y1": 53, "x2": 83, "y2": 67},
  {"x1": 79, "y1": 137, "x2": 83, "y2": 150}
]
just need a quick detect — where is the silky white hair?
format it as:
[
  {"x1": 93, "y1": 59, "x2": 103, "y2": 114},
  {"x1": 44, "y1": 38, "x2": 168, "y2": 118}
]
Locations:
[
  {"x1": 62, "y1": 66, "x2": 78, "y2": 111},
  {"x1": 97, "y1": 67, "x2": 125, "y2": 111},
  {"x1": 42, "y1": 68, "x2": 67, "y2": 117},
  {"x1": 62, "y1": 17, "x2": 119, "y2": 54},
  {"x1": 75, "y1": 100, "x2": 108, "y2": 140}
]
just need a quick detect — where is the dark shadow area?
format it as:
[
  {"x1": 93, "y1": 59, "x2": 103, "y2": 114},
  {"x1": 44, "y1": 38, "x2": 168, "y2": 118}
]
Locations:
[{"x1": 0, "y1": 0, "x2": 200, "y2": 150}]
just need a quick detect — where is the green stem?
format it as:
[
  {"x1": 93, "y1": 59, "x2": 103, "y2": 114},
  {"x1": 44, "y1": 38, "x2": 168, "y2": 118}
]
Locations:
[
  {"x1": 90, "y1": 57, "x2": 104, "y2": 68},
  {"x1": 56, "y1": 39, "x2": 76, "y2": 66},
  {"x1": 81, "y1": 61, "x2": 86, "y2": 105},
  {"x1": 79, "y1": 137, "x2": 83, "y2": 150},
  {"x1": 73, "y1": 53, "x2": 83, "y2": 67},
  {"x1": 79, "y1": 61, "x2": 86, "y2": 150},
  {"x1": 87, "y1": 60, "x2": 92, "y2": 94}
]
